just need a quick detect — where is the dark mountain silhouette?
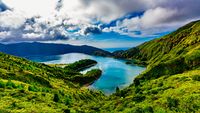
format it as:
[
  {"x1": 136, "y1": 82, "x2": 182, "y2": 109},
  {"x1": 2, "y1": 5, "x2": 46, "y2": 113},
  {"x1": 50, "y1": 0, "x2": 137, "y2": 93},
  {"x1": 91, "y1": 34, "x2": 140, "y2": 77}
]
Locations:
[{"x1": 0, "y1": 42, "x2": 112, "y2": 57}]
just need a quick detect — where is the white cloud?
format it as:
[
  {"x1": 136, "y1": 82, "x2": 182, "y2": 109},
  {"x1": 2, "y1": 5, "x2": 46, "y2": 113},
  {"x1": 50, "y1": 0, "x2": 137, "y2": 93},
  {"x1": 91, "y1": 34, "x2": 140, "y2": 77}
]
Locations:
[
  {"x1": 103, "y1": 4, "x2": 200, "y2": 37},
  {"x1": 0, "y1": 10, "x2": 25, "y2": 28},
  {"x1": 0, "y1": 0, "x2": 200, "y2": 42},
  {"x1": 22, "y1": 33, "x2": 44, "y2": 39},
  {"x1": 141, "y1": 7, "x2": 177, "y2": 28},
  {"x1": 0, "y1": 31, "x2": 10, "y2": 39},
  {"x1": 2, "y1": 0, "x2": 56, "y2": 18}
]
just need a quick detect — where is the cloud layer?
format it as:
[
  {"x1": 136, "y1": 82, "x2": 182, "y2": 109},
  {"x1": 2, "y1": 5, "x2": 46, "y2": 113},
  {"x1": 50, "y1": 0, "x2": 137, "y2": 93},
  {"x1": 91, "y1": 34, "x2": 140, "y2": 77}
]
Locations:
[{"x1": 0, "y1": 0, "x2": 200, "y2": 42}]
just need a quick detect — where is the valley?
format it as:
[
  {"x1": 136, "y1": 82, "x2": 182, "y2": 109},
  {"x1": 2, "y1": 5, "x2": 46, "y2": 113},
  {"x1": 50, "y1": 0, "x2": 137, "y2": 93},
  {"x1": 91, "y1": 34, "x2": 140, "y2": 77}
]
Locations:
[{"x1": 0, "y1": 20, "x2": 200, "y2": 113}]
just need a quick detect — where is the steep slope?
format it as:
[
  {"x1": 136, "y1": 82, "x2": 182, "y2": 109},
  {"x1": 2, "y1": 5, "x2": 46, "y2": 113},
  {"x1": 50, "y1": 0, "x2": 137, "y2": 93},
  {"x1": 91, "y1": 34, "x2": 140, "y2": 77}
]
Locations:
[
  {"x1": 0, "y1": 52, "x2": 104, "y2": 112},
  {"x1": 114, "y1": 20, "x2": 200, "y2": 65},
  {"x1": 0, "y1": 42, "x2": 112, "y2": 57},
  {"x1": 88, "y1": 20, "x2": 200, "y2": 113},
  {"x1": 114, "y1": 20, "x2": 200, "y2": 83},
  {"x1": 92, "y1": 69, "x2": 200, "y2": 113},
  {"x1": 0, "y1": 20, "x2": 200, "y2": 113}
]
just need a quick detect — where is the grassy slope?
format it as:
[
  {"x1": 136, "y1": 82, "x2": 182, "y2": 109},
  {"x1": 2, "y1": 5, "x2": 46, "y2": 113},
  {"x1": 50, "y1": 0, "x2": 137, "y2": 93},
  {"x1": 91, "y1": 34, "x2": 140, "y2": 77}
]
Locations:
[
  {"x1": 117, "y1": 20, "x2": 200, "y2": 65},
  {"x1": 135, "y1": 20, "x2": 200, "y2": 84},
  {"x1": 114, "y1": 20, "x2": 200, "y2": 83},
  {"x1": 93, "y1": 69, "x2": 199, "y2": 113},
  {"x1": 0, "y1": 20, "x2": 200, "y2": 113},
  {"x1": 89, "y1": 20, "x2": 200, "y2": 113},
  {"x1": 0, "y1": 53, "x2": 104, "y2": 113}
]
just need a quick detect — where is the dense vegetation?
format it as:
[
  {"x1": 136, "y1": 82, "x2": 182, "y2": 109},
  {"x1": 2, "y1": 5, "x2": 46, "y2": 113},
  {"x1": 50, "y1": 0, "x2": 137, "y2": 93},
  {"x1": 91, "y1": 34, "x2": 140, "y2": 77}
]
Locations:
[
  {"x1": 0, "y1": 53, "x2": 103, "y2": 112},
  {"x1": 0, "y1": 20, "x2": 200, "y2": 113},
  {"x1": 114, "y1": 20, "x2": 200, "y2": 83},
  {"x1": 87, "y1": 69, "x2": 200, "y2": 113},
  {"x1": 65, "y1": 59, "x2": 97, "y2": 72},
  {"x1": 70, "y1": 69, "x2": 102, "y2": 86},
  {"x1": 104, "y1": 20, "x2": 200, "y2": 112}
]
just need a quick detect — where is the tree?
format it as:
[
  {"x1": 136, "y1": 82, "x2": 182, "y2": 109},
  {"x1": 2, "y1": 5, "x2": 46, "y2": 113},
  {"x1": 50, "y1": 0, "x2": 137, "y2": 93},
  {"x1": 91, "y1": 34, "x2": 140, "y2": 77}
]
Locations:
[{"x1": 53, "y1": 93, "x2": 60, "y2": 102}]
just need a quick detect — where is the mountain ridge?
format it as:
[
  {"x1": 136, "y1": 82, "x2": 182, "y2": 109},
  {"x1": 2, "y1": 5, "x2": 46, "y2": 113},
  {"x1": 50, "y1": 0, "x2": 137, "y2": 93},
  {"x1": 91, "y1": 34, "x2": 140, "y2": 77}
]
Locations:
[
  {"x1": 113, "y1": 20, "x2": 200, "y2": 83},
  {"x1": 96, "y1": 20, "x2": 200, "y2": 113},
  {"x1": 0, "y1": 42, "x2": 113, "y2": 57},
  {"x1": 0, "y1": 20, "x2": 200, "y2": 112}
]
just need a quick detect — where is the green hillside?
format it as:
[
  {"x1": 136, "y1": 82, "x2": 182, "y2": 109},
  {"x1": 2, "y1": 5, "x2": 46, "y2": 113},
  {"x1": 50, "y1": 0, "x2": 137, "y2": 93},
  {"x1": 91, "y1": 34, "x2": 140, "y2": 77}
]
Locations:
[
  {"x1": 0, "y1": 53, "x2": 104, "y2": 113},
  {"x1": 89, "y1": 69, "x2": 200, "y2": 113},
  {"x1": 114, "y1": 20, "x2": 200, "y2": 83},
  {"x1": 99, "y1": 20, "x2": 200, "y2": 113},
  {"x1": 0, "y1": 20, "x2": 200, "y2": 113}
]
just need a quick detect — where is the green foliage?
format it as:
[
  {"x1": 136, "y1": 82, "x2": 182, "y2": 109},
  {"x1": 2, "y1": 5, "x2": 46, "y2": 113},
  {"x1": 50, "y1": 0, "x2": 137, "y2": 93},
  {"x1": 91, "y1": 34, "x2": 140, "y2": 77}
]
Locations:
[
  {"x1": 93, "y1": 51, "x2": 113, "y2": 57},
  {"x1": 65, "y1": 59, "x2": 97, "y2": 71},
  {"x1": 0, "y1": 52, "x2": 105, "y2": 112},
  {"x1": 92, "y1": 20, "x2": 200, "y2": 113},
  {"x1": 96, "y1": 70, "x2": 200, "y2": 113},
  {"x1": 53, "y1": 93, "x2": 60, "y2": 102},
  {"x1": 143, "y1": 106, "x2": 154, "y2": 113},
  {"x1": 65, "y1": 95, "x2": 72, "y2": 105},
  {"x1": 84, "y1": 69, "x2": 102, "y2": 77},
  {"x1": 114, "y1": 20, "x2": 200, "y2": 82},
  {"x1": 0, "y1": 80, "x2": 5, "y2": 88},
  {"x1": 132, "y1": 95, "x2": 146, "y2": 103},
  {"x1": 17, "y1": 84, "x2": 25, "y2": 90},
  {"x1": 132, "y1": 107, "x2": 144, "y2": 113},
  {"x1": 166, "y1": 97, "x2": 179, "y2": 109},
  {"x1": 0, "y1": 20, "x2": 200, "y2": 112},
  {"x1": 115, "y1": 86, "x2": 120, "y2": 93},
  {"x1": 6, "y1": 80, "x2": 16, "y2": 89},
  {"x1": 63, "y1": 109, "x2": 71, "y2": 113},
  {"x1": 71, "y1": 69, "x2": 102, "y2": 86},
  {"x1": 192, "y1": 75, "x2": 200, "y2": 81},
  {"x1": 28, "y1": 85, "x2": 40, "y2": 92}
]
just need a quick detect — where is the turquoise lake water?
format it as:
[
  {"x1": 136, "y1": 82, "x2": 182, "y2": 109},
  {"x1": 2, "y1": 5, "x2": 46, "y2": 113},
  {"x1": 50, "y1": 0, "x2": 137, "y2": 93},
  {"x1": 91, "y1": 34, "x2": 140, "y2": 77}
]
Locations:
[{"x1": 26, "y1": 53, "x2": 145, "y2": 94}]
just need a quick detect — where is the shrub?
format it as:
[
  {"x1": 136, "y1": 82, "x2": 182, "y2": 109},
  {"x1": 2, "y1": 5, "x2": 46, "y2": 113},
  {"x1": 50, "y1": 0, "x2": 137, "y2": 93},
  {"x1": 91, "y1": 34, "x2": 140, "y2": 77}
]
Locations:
[
  {"x1": 28, "y1": 85, "x2": 39, "y2": 92},
  {"x1": 135, "y1": 87, "x2": 142, "y2": 94},
  {"x1": 158, "y1": 82, "x2": 163, "y2": 87},
  {"x1": 150, "y1": 89, "x2": 159, "y2": 94},
  {"x1": 192, "y1": 75, "x2": 200, "y2": 81},
  {"x1": 64, "y1": 109, "x2": 70, "y2": 113},
  {"x1": 6, "y1": 80, "x2": 16, "y2": 89},
  {"x1": 0, "y1": 80, "x2": 5, "y2": 88},
  {"x1": 11, "y1": 102, "x2": 17, "y2": 108},
  {"x1": 144, "y1": 106, "x2": 154, "y2": 113},
  {"x1": 53, "y1": 93, "x2": 60, "y2": 102},
  {"x1": 131, "y1": 107, "x2": 143, "y2": 113},
  {"x1": 167, "y1": 97, "x2": 179, "y2": 109},
  {"x1": 179, "y1": 76, "x2": 189, "y2": 82},
  {"x1": 17, "y1": 84, "x2": 24, "y2": 90},
  {"x1": 0, "y1": 109, "x2": 9, "y2": 113},
  {"x1": 65, "y1": 95, "x2": 72, "y2": 105},
  {"x1": 116, "y1": 89, "x2": 126, "y2": 97},
  {"x1": 41, "y1": 87, "x2": 50, "y2": 92},
  {"x1": 132, "y1": 95, "x2": 146, "y2": 103},
  {"x1": 33, "y1": 75, "x2": 52, "y2": 88},
  {"x1": 116, "y1": 87, "x2": 120, "y2": 93}
]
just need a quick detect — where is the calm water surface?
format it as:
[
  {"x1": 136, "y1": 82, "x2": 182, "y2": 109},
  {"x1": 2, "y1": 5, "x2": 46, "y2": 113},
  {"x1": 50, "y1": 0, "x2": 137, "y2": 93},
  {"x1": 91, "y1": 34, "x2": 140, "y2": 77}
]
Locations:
[{"x1": 26, "y1": 53, "x2": 145, "y2": 95}]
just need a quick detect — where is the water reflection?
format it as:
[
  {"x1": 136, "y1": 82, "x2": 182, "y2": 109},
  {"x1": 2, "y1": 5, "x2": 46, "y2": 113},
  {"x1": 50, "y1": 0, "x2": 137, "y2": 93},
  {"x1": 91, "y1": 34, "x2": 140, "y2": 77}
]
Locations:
[{"x1": 27, "y1": 53, "x2": 145, "y2": 94}]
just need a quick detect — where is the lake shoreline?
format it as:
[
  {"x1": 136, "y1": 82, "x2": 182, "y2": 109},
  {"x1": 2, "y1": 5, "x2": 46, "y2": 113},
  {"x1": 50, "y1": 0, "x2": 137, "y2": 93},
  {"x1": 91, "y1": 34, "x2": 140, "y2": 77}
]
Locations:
[{"x1": 27, "y1": 53, "x2": 146, "y2": 94}]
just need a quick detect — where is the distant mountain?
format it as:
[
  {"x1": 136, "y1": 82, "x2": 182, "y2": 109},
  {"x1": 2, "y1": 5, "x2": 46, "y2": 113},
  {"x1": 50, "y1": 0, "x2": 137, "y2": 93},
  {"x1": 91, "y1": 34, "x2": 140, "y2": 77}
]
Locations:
[
  {"x1": 0, "y1": 20, "x2": 200, "y2": 113},
  {"x1": 0, "y1": 42, "x2": 113, "y2": 57}
]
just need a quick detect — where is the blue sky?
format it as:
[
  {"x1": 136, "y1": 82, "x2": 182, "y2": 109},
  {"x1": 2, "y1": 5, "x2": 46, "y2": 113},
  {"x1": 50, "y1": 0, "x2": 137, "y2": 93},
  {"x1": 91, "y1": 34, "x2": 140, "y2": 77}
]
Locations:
[{"x1": 0, "y1": 0, "x2": 200, "y2": 48}]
